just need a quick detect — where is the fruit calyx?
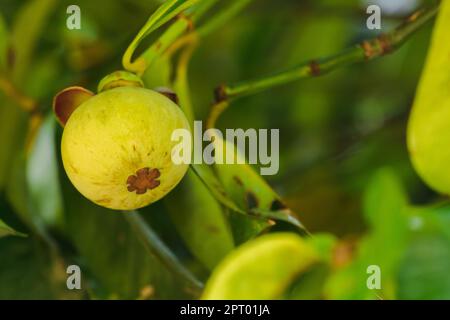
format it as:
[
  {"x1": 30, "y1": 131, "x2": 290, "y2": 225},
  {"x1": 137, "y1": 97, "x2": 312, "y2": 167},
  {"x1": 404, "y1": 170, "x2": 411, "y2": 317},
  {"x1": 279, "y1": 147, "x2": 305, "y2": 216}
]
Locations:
[
  {"x1": 97, "y1": 70, "x2": 144, "y2": 93},
  {"x1": 127, "y1": 167, "x2": 161, "y2": 194}
]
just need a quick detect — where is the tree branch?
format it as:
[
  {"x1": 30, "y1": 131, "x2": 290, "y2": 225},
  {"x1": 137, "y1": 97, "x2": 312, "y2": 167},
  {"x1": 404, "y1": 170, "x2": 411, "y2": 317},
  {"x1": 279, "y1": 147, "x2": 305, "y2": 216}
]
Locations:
[{"x1": 207, "y1": 3, "x2": 439, "y2": 128}]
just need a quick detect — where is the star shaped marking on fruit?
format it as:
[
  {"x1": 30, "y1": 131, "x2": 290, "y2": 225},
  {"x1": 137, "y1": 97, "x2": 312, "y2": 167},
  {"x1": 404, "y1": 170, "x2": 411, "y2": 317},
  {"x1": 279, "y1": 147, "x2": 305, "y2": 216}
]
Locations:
[{"x1": 127, "y1": 167, "x2": 161, "y2": 194}]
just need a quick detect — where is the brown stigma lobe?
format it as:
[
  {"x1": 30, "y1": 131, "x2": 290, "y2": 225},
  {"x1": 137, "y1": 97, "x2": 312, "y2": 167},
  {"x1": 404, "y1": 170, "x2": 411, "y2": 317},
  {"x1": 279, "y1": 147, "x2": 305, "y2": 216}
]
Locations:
[{"x1": 127, "y1": 167, "x2": 161, "y2": 194}]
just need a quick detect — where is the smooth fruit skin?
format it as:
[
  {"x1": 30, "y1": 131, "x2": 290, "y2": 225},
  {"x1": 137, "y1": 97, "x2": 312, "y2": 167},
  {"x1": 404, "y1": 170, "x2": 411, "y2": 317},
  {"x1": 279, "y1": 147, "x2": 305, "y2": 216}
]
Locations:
[
  {"x1": 407, "y1": 1, "x2": 450, "y2": 194},
  {"x1": 61, "y1": 86, "x2": 190, "y2": 210}
]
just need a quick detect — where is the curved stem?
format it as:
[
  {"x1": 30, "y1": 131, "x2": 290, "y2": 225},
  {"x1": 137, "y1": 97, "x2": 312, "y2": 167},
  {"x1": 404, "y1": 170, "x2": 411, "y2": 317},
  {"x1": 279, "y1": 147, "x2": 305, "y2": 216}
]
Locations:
[
  {"x1": 124, "y1": 211, "x2": 204, "y2": 296},
  {"x1": 207, "y1": 3, "x2": 439, "y2": 128},
  {"x1": 122, "y1": 0, "x2": 199, "y2": 74}
]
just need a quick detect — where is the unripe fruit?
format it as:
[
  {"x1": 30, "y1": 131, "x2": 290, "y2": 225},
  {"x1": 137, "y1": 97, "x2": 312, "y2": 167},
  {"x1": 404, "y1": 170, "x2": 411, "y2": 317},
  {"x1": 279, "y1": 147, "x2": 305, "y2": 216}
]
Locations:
[
  {"x1": 407, "y1": 2, "x2": 450, "y2": 194},
  {"x1": 59, "y1": 83, "x2": 190, "y2": 210}
]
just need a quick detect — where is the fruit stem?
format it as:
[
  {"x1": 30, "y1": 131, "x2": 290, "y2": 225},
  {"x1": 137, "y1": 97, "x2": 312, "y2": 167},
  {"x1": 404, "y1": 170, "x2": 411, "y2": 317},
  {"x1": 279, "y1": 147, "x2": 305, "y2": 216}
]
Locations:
[
  {"x1": 124, "y1": 211, "x2": 204, "y2": 296},
  {"x1": 206, "y1": 3, "x2": 440, "y2": 128}
]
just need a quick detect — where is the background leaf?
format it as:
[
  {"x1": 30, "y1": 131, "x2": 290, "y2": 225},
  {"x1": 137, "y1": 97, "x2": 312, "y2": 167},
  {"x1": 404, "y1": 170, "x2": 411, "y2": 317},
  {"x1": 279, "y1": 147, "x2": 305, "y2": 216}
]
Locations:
[
  {"x1": 11, "y1": 0, "x2": 56, "y2": 83},
  {"x1": 27, "y1": 114, "x2": 63, "y2": 228},
  {"x1": 0, "y1": 103, "x2": 28, "y2": 190},
  {"x1": 0, "y1": 218, "x2": 25, "y2": 237},
  {"x1": 165, "y1": 170, "x2": 234, "y2": 270},
  {"x1": 0, "y1": 13, "x2": 8, "y2": 71},
  {"x1": 213, "y1": 137, "x2": 307, "y2": 239},
  {"x1": 60, "y1": 176, "x2": 190, "y2": 299}
]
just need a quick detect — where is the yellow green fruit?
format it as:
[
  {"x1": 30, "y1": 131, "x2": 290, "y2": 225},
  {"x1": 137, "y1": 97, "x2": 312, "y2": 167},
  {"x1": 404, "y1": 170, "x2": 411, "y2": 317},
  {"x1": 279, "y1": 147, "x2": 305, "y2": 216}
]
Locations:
[
  {"x1": 202, "y1": 233, "x2": 318, "y2": 300},
  {"x1": 408, "y1": 1, "x2": 450, "y2": 194},
  {"x1": 61, "y1": 86, "x2": 190, "y2": 210}
]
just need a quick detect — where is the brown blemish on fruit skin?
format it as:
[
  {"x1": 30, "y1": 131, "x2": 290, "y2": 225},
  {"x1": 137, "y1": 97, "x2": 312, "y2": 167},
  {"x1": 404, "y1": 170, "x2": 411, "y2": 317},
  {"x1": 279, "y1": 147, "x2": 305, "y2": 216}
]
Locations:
[{"x1": 127, "y1": 167, "x2": 161, "y2": 195}]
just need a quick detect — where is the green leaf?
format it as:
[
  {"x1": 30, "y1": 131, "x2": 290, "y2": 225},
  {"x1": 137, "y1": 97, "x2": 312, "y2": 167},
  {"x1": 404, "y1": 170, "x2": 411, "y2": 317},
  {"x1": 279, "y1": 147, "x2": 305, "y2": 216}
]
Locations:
[
  {"x1": 213, "y1": 137, "x2": 306, "y2": 231},
  {"x1": 165, "y1": 170, "x2": 234, "y2": 270},
  {"x1": 0, "y1": 219, "x2": 26, "y2": 238},
  {"x1": 429, "y1": 204, "x2": 450, "y2": 241},
  {"x1": 307, "y1": 233, "x2": 337, "y2": 263},
  {"x1": 325, "y1": 168, "x2": 409, "y2": 299},
  {"x1": 406, "y1": 203, "x2": 450, "y2": 241},
  {"x1": 26, "y1": 114, "x2": 63, "y2": 228},
  {"x1": 0, "y1": 236, "x2": 82, "y2": 299},
  {"x1": 123, "y1": 0, "x2": 199, "y2": 73},
  {"x1": 124, "y1": 211, "x2": 204, "y2": 295},
  {"x1": 202, "y1": 233, "x2": 319, "y2": 299},
  {"x1": 61, "y1": 177, "x2": 190, "y2": 299}
]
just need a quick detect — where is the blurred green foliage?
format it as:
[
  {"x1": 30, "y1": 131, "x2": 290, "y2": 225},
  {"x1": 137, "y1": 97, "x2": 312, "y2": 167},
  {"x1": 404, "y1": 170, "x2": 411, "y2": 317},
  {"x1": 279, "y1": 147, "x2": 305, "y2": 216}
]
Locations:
[{"x1": 0, "y1": 0, "x2": 448, "y2": 300}]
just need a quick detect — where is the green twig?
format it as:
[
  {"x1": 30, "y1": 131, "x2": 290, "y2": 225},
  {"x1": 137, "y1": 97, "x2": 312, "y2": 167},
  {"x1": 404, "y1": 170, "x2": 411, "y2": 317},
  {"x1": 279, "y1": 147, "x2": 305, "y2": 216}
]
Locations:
[
  {"x1": 207, "y1": 3, "x2": 439, "y2": 128},
  {"x1": 124, "y1": 211, "x2": 204, "y2": 296},
  {"x1": 122, "y1": 0, "x2": 199, "y2": 74}
]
